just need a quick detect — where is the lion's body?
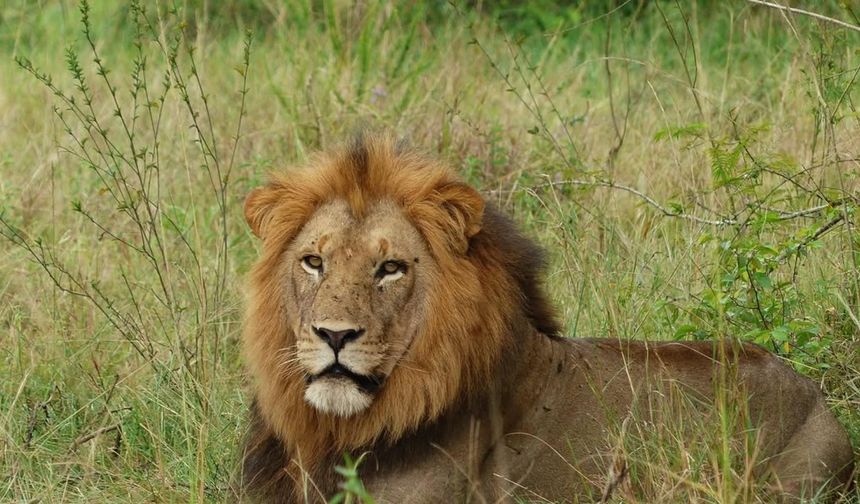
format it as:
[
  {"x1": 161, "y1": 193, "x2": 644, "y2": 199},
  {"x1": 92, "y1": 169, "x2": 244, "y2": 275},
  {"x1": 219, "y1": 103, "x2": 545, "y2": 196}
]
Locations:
[
  {"x1": 240, "y1": 136, "x2": 854, "y2": 503},
  {"x1": 360, "y1": 337, "x2": 853, "y2": 502}
]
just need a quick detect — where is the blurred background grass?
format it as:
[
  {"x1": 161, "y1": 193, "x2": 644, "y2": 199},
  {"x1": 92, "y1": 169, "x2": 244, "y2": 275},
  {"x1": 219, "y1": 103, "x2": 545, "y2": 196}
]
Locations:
[{"x1": 1, "y1": 0, "x2": 858, "y2": 501}]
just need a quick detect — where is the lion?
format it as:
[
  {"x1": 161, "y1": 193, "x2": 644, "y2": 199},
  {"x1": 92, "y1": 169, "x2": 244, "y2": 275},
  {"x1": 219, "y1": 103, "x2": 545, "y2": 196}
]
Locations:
[{"x1": 239, "y1": 135, "x2": 854, "y2": 503}]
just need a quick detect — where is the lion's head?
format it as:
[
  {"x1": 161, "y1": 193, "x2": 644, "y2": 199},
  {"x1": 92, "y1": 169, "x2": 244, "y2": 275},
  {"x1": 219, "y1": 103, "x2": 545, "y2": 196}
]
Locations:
[
  {"x1": 265, "y1": 197, "x2": 436, "y2": 417},
  {"x1": 242, "y1": 135, "x2": 560, "y2": 482}
]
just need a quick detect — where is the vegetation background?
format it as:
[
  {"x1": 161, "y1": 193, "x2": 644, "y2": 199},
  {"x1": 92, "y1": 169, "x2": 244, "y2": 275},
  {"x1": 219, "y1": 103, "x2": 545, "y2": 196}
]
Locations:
[{"x1": 0, "y1": 0, "x2": 858, "y2": 502}]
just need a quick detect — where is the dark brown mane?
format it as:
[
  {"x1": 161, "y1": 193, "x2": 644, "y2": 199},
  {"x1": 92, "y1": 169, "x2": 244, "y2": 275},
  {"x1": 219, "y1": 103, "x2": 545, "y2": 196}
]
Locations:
[{"x1": 473, "y1": 205, "x2": 562, "y2": 338}]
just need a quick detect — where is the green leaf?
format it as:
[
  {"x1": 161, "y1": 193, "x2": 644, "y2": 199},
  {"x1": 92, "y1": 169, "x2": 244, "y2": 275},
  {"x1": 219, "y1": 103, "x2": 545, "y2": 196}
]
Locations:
[
  {"x1": 708, "y1": 143, "x2": 742, "y2": 188},
  {"x1": 667, "y1": 201, "x2": 684, "y2": 214},
  {"x1": 744, "y1": 328, "x2": 769, "y2": 343},
  {"x1": 754, "y1": 245, "x2": 778, "y2": 257},
  {"x1": 770, "y1": 326, "x2": 790, "y2": 342},
  {"x1": 654, "y1": 122, "x2": 706, "y2": 141},
  {"x1": 673, "y1": 324, "x2": 698, "y2": 339},
  {"x1": 752, "y1": 272, "x2": 772, "y2": 289}
]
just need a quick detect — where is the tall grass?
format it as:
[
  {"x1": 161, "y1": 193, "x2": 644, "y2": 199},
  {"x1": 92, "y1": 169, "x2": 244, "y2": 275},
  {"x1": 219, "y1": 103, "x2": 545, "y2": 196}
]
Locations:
[{"x1": 0, "y1": 1, "x2": 857, "y2": 502}]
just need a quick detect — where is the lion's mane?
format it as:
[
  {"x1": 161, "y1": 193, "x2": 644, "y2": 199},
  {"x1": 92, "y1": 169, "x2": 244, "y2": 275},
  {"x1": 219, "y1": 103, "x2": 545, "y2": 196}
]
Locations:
[{"x1": 241, "y1": 135, "x2": 560, "y2": 499}]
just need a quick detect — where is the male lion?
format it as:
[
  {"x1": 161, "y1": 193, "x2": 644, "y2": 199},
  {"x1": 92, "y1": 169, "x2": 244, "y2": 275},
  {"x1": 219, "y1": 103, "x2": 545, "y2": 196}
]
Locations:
[{"x1": 240, "y1": 135, "x2": 854, "y2": 503}]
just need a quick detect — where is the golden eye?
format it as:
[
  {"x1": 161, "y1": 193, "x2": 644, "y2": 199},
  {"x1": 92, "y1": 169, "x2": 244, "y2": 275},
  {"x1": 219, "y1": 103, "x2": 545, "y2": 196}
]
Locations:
[
  {"x1": 378, "y1": 260, "x2": 404, "y2": 277},
  {"x1": 303, "y1": 255, "x2": 323, "y2": 270}
]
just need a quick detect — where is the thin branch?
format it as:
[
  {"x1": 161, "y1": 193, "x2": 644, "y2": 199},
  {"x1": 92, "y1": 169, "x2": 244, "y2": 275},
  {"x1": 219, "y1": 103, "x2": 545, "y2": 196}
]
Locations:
[
  {"x1": 72, "y1": 424, "x2": 119, "y2": 450},
  {"x1": 496, "y1": 179, "x2": 855, "y2": 227},
  {"x1": 526, "y1": 179, "x2": 736, "y2": 226},
  {"x1": 776, "y1": 214, "x2": 846, "y2": 261},
  {"x1": 747, "y1": 0, "x2": 860, "y2": 34}
]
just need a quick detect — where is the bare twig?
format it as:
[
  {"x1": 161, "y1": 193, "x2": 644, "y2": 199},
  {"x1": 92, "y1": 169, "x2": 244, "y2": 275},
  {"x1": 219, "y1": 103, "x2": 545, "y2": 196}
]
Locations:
[
  {"x1": 72, "y1": 424, "x2": 119, "y2": 450},
  {"x1": 493, "y1": 179, "x2": 856, "y2": 228},
  {"x1": 523, "y1": 179, "x2": 736, "y2": 226},
  {"x1": 747, "y1": 0, "x2": 860, "y2": 34},
  {"x1": 776, "y1": 214, "x2": 846, "y2": 261},
  {"x1": 472, "y1": 36, "x2": 580, "y2": 169}
]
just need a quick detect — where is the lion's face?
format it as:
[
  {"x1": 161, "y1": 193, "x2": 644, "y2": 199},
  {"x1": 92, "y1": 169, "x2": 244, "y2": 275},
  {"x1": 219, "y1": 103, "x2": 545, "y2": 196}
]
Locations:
[{"x1": 283, "y1": 199, "x2": 433, "y2": 417}]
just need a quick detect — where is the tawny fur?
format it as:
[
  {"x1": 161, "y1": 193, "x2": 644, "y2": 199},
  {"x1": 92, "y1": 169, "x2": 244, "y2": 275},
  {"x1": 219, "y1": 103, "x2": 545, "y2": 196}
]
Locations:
[{"x1": 239, "y1": 135, "x2": 854, "y2": 503}]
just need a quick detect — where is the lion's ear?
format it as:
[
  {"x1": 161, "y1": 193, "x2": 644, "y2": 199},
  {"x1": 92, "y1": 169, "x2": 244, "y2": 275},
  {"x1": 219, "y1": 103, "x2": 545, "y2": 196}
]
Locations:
[
  {"x1": 435, "y1": 181, "x2": 485, "y2": 254},
  {"x1": 244, "y1": 183, "x2": 283, "y2": 239}
]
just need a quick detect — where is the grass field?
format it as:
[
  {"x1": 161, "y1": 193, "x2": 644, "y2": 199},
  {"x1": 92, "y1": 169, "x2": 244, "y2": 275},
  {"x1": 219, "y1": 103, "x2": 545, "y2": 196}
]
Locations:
[{"x1": 1, "y1": 1, "x2": 859, "y2": 502}]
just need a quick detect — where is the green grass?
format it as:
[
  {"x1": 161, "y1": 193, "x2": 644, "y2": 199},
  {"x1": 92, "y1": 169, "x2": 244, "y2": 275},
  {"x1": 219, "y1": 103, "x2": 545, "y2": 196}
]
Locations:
[{"x1": 1, "y1": 1, "x2": 858, "y2": 502}]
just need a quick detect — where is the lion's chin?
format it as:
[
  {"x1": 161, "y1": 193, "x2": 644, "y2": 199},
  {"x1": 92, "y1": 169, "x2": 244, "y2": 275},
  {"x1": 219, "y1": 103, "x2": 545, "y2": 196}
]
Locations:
[{"x1": 304, "y1": 378, "x2": 373, "y2": 417}]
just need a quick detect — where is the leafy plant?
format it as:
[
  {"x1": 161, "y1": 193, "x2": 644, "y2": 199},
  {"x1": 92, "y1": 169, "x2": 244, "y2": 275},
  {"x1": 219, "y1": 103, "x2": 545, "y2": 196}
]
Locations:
[
  {"x1": 329, "y1": 454, "x2": 377, "y2": 504},
  {"x1": 1, "y1": 0, "x2": 252, "y2": 498}
]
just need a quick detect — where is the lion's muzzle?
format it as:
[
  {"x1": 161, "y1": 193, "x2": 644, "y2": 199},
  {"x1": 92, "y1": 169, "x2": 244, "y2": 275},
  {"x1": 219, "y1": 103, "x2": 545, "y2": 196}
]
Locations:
[
  {"x1": 302, "y1": 321, "x2": 387, "y2": 416},
  {"x1": 312, "y1": 325, "x2": 365, "y2": 353},
  {"x1": 306, "y1": 362, "x2": 384, "y2": 394}
]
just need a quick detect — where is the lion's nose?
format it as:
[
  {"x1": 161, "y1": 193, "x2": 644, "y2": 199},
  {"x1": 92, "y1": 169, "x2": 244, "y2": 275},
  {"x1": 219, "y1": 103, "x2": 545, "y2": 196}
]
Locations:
[{"x1": 313, "y1": 326, "x2": 365, "y2": 353}]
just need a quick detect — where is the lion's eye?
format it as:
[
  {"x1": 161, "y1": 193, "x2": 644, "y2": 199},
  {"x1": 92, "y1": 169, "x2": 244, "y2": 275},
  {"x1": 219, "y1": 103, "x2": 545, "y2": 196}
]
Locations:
[
  {"x1": 377, "y1": 260, "x2": 406, "y2": 278},
  {"x1": 302, "y1": 255, "x2": 323, "y2": 272}
]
